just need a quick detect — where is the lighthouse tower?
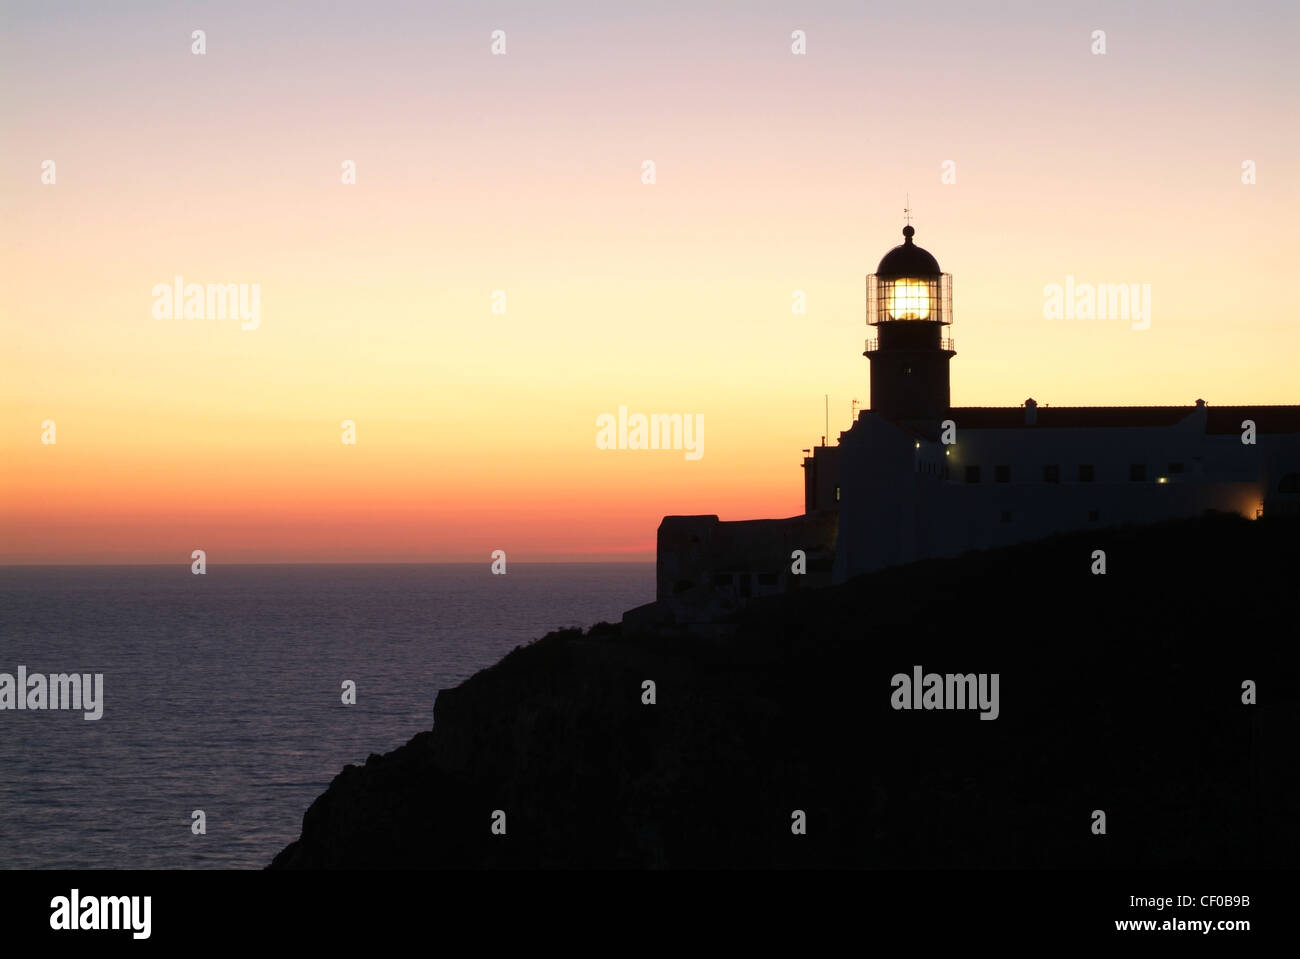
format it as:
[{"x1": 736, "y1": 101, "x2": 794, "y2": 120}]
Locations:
[{"x1": 863, "y1": 226, "x2": 955, "y2": 426}]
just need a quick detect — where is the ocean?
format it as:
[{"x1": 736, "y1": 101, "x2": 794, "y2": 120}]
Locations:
[{"x1": 0, "y1": 563, "x2": 653, "y2": 869}]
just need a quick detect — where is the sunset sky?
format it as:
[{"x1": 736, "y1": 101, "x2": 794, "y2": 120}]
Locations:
[{"x1": 2, "y1": 0, "x2": 1297, "y2": 563}]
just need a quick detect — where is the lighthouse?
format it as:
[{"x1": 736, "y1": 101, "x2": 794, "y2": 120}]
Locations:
[
  {"x1": 642, "y1": 221, "x2": 1300, "y2": 623},
  {"x1": 864, "y1": 225, "x2": 955, "y2": 426}
]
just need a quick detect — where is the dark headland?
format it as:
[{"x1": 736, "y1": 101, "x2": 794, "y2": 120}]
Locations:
[{"x1": 270, "y1": 514, "x2": 1299, "y2": 869}]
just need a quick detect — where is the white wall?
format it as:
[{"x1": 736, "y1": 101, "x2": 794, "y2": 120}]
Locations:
[{"x1": 833, "y1": 411, "x2": 1296, "y2": 582}]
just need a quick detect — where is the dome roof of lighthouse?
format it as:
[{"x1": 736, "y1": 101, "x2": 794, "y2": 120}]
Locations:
[{"x1": 876, "y1": 226, "x2": 941, "y2": 276}]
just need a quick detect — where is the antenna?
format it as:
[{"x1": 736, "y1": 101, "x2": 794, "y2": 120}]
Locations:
[
  {"x1": 904, "y1": 194, "x2": 913, "y2": 226},
  {"x1": 824, "y1": 395, "x2": 829, "y2": 445},
  {"x1": 851, "y1": 398, "x2": 861, "y2": 423}
]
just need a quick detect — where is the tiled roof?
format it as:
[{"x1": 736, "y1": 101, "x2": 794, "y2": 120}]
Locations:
[
  {"x1": 945, "y1": 406, "x2": 1300, "y2": 434},
  {"x1": 1205, "y1": 407, "x2": 1300, "y2": 434}
]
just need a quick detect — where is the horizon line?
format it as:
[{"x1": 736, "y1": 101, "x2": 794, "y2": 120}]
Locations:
[{"x1": 0, "y1": 558, "x2": 656, "y2": 568}]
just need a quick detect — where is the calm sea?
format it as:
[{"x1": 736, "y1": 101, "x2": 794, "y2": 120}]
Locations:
[{"x1": 0, "y1": 563, "x2": 653, "y2": 869}]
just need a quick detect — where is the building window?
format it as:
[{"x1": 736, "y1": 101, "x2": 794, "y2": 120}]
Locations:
[
  {"x1": 1044, "y1": 465, "x2": 1060, "y2": 484},
  {"x1": 834, "y1": 486, "x2": 841, "y2": 502},
  {"x1": 1000, "y1": 510, "x2": 1012, "y2": 523},
  {"x1": 965, "y1": 465, "x2": 981, "y2": 484},
  {"x1": 1088, "y1": 510, "x2": 1099, "y2": 522},
  {"x1": 1078, "y1": 464, "x2": 1094, "y2": 482},
  {"x1": 995, "y1": 465, "x2": 1010, "y2": 483},
  {"x1": 713, "y1": 572, "x2": 732, "y2": 587},
  {"x1": 903, "y1": 366, "x2": 913, "y2": 374},
  {"x1": 1130, "y1": 463, "x2": 1147, "y2": 482},
  {"x1": 1168, "y1": 462, "x2": 1184, "y2": 474}
]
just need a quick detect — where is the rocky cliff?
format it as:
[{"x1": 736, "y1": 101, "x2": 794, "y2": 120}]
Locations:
[{"x1": 271, "y1": 514, "x2": 1299, "y2": 868}]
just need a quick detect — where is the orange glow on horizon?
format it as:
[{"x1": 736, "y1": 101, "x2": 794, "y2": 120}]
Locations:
[{"x1": 2, "y1": 3, "x2": 1297, "y2": 563}]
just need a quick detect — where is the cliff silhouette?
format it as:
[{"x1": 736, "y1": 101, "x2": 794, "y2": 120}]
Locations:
[{"x1": 270, "y1": 513, "x2": 1299, "y2": 868}]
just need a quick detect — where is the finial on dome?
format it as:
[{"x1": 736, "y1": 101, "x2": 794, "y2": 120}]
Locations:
[{"x1": 875, "y1": 224, "x2": 940, "y2": 275}]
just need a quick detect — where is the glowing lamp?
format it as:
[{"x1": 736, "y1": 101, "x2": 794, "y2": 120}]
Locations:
[
  {"x1": 888, "y1": 279, "x2": 931, "y2": 320},
  {"x1": 865, "y1": 226, "x2": 951, "y2": 327}
]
